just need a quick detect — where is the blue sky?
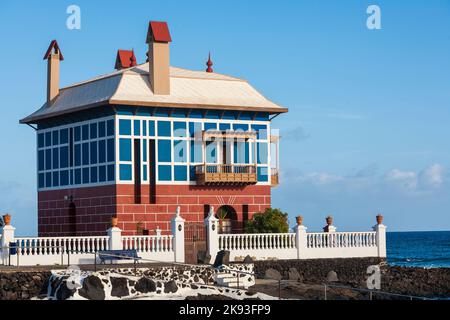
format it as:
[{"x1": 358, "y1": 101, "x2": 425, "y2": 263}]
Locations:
[{"x1": 0, "y1": 0, "x2": 449, "y2": 235}]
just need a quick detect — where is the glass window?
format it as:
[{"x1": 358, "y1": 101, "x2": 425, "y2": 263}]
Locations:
[
  {"x1": 158, "y1": 121, "x2": 171, "y2": 137},
  {"x1": 60, "y1": 146, "x2": 69, "y2": 168},
  {"x1": 190, "y1": 141, "x2": 203, "y2": 163},
  {"x1": 173, "y1": 122, "x2": 187, "y2": 137},
  {"x1": 75, "y1": 169, "x2": 81, "y2": 185},
  {"x1": 173, "y1": 140, "x2": 187, "y2": 163},
  {"x1": 189, "y1": 166, "x2": 197, "y2": 181},
  {"x1": 107, "y1": 119, "x2": 114, "y2": 136},
  {"x1": 219, "y1": 123, "x2": 231, "y2": 131},
  {"x1": 82, "y1": 168, "x2": 90, "y2": 184},
  {"x1": 61, "y1": 170, "x2": 69, "y2": 186},
  {"x1": 90, "y1": 141, "x2": 98, "y2": 164},
  {"x1": 60, "y1": 129, "x2": 69, "y2": 144},
  {"x1": 143, "y1": 140, "x2": 147, "y2": 162},
  {"x1": 158, "y1": 165, "x2": 172, "y2": 181},
  {"x1": 158, "y1": 140, "x2": 171, "y2": 162},
  {"x1": 257, "y1": 167, "x2": 269, "y2": 182},
  {"x1": 233, "y1": 123, "x2": 249, "y2": 132},
  {"x1": 74, "y1": 144, "x2": 81, "y2": 167},
  {"x1": 204, "y1": 123, "x2": 217, "y2": 131},
  {"x1": 52, "y1": 131, "x2": 59, "y2": 146},
  {"x1": 107, "y1": 164, "x2": 115, "y2": 181},
  {"x1": 38, "y1": 173, "x2": 45, "y2": 188},
  {"x1": 174, "y1": 165, "x2": 187, "y2": 181},
  {"x1": 251, "y1": 124, "x2": 268, "y2": 140},
  {"x1": 120, "y1": 164, "x2": 132, "y2": 181},
  {"x1": 38, "y1": 133, "x2": 45, "y2": 148},
  {"x1": 206, "y1": 141, "x2": 217, "y2": 163},
  {"x1": 98, "y1": 121, "x2": 106, "y2": 138},
  {"x1": 82, "y1": 125, "x2": 89, "y2": 140},
  {"x1": 53, "y1": 171, "x2": 59, "y2": 187},
  {"x1": 82, "y1": 143, "x2": 89, "y2": 165},
  {"x1": 45, "y1": 132, "x2": 51, "y2": 147},
  {"x1": 257, "y1": 143, "x2": 268, "y2": 164},
  {"x1": 98, "y1": 140, "x2": 106, "y2": 163},
  {"x1": 143, "y1": 121, "x2": 147, "y2": 136},
  {"x1": 45, "y1": 149, "x2": 52, "y2": 170},
  {"x1": 74, "y1": 126, "x2": 81, "y2": 142},
  {"x1": 143, "y1": 165, "x2": 148, "y2": 181},
  {"x1": 107, "y1": 138, "x2": 115, "y2": 162},
  {"x1": 99, "y1": 166, "x2": 106, "y2": 182},
  {"x1": 90, "y1": 123, "x2": 97, "y2": 139},
  {"x1": 234, "y1": 142, "x2": 250, "y2": 164},
  {"x1": 52, "y1": 148, "x2": 59, "y2": 169},
  {"x1": 45, "y1": 172, "x2": 52, "y2": 188},
  {"x1": 189, "y1": 122, "x2": 202, "y2": 138},
  {"x1": 148, "y1": 121, "x2": 155, "y2": 136},
  {"x1": 90, "y1": 166, "x2": 98, "y2": 183},
  {"x1": 134, "y1": 120, "x2": 141, "y2": 136},
  {"x1": 119, "y1": 139, "x2": 132, "y2": 161},
  {"x1": 38, "y1": 150, "x2": 45, "y2": 171},
  {"x1": 119, "y1": 119, "x2": 131, "y2": 135}
]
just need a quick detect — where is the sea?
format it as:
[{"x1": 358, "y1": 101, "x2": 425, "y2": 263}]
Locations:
[{"x1": 387, "y1": 231, "x2": 450, "y2": 268}]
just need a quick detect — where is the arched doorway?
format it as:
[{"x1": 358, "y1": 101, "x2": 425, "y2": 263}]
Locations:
[
  {"x1": 68, "y1": 202, "x2": 77, "y2": 236},
  {"x1": 216, "y1": 205, "x2": 238, "y2": 234}
]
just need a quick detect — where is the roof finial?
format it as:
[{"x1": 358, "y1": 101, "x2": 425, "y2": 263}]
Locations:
[{"x1": 206, "y1": 52, "x2": 213, "y2": 73}]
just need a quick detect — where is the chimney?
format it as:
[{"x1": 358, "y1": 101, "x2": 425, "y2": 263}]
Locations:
[
  {"x1": 146, "y1": 21, "x2": 172, "y2": 95},
  {"x1": 43, "y1": 40, "x2": 64, "y2": 103},
  {"x1": 115, "y1": 49, "x2": 137, "y2": 70}
]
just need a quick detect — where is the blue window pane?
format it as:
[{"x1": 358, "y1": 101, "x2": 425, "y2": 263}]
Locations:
[
  {"x1": 107, "y1": 119, "x2": 115, "y2": 136},
  {"x1": 82, "y1": 125, "x2": 89, "y2": 140},
  {"x1": 82, "y1": 168, "x2": 90, "y2": 184},
  {"x1": 107, "y1": 165, "x2": 115, "y2": 181},
  {"x1": 143, "y1": 165, "x2": 148, "y2": 181},
  {"x1": 143, "y1": 121, "x2": 147, "y2": 136},
  {"x1": 74, "y1": 144, "x2": 81, "y2": 166},
  {"x1": 190, "y1": 141, "x2": 203, "y2": 163},
  {"x1": 70, "y1": 170, "x2": 73, "y2": 185},
  {"x1": 204, "y1": 123, "x2": 217, "y2": 131},
  {"x1": 82, "y1": 143, "x2": 89, "y2": 165},
  {"x1": 45, "y1": 172, "x2": 52, "y2": 188},
  {"x1": 119, "y1": 119, "x2": 131, "y2": 135},
  {"x1": 61, "y1": 170, "x2": 69, "y2": 186},
  {"x1": 60, "y1": 129, "x2": 69, "y2": 144},
  {"x1": 38, "y1": 133, "x2": 45, "y2": 148},
  {"x1": 38, "y1": 150, "x2": 45, "y2": 171},
  {"x1": 134, "y1": 120, "x2": 141, "y2": 135},
  {"x1": 158, "y1": 140, "x2": 172, "y2": 162},
  {"x1": 60, "y1": 146, "x2": 69, "y2": 168},
  {"x1": 158, "y1": 121, "x2": 171, "y2": 137},
  {"x1": 158, "y1": 165, "x2": 172, "y2": 181},
  {"x1": 173, "y1": 140, "x2": 187, "y2": 163},
  {"x1": 90, "y1": 166, "x2": 98, "y2": 183},
  {"x1": 257, "y1": 143, "x2": 268, "y2": 164},
  {"x1": 38, "y1": 173, "x2": 45, "y2": 188},
  {"x1": 107, "y1": 139, "x2": 115, "y2": 162},
  {"x1": 45, "y1": 149, "x2": 52, "y2": 170},
  {"x1": 219, "y1": 123, "x2": 231, "y2": 131},
  {"x1": 143, "y1": 140, "x2": 147, "y2": 162},
  {"x1": 148, "y1": 121, "x2": 155, "y2": 136},
  {"x1": 98, "y1": 122, "x2": 106, "y2": 138},
  {"x1": 99, "y1": 166, "x2": 106, "y2": 182},
  {"x1": 251, "y1": 124, "x2": 268, "y2": 140},
  {"x1": 119, "y1": 139, "x2": 132, "y2": 161},
  {"x1": 53, "y1": 171, "x2": 59, "y2": 187},
  {"x1": 257, "y1": 167, "x2": 269, "y2": 182},
  {"x1": 189, "y1": 122, "x2": 202, "y2": 138},
  {"x1": 52, "y1": 148, "x2": 59, "y2": 169},
  {"x1": 52, "y1": 131, "x2": 59, "y2": 146},
  {"x1": 173, "y1": 122, "x2": 187, "y2": 137},
  {"x1": 234, "y1": 142, "x2": 250, "y2": 164},
  {"x1": 120, "y1": 164, "x2": 132, "y2": 181},
  {"x1": 206, "y1": 142, "x2": 217, "y2": 163},
  {"x1": 74, "y1": 126, "x2": 81, "y2": 142},
  {"x1": 45, "y1": 132, "x2": 51, "y2": 147},
  {"x1": 233, "y1": 123, "x2": 249, "y2": 132},
  {"x1": 189, "y1": 166, "x2": 197, "y2": 181},
  {"x1": 98, "y1": 140, "x2": 106, "y2": 163},
  {"x1": 90, "y1": 123, "x2": 97, "y2": 139},
  {"x1": 174, "y1": 165, "x2": 187, "y2": 181},
  {"x1": 75, "y1": 169, "x2": 81, "y2": 184},
  {"x1": 90, "y1": 141, "x2": 98, "y2": 164}
]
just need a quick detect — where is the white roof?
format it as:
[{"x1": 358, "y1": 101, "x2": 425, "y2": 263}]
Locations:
[{"x1": 21, "y1": 63, "x2": 287, "y2": 123}]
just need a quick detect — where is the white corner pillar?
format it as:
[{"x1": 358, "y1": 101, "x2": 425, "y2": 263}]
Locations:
[
  {"x1": 107, "y1": 226, "x2": 123, "y2": 250},
  {"x1": 204, "y1": 206, "x2": 219, "y2": 262},
  {"x1": 1, "y1": 223, "x2": 16, "y2": 265},
  {"x1": 171, "y1": 207, "x2": 185, "y2": 263},
  {"x1": 294, "y1": 224, "x2": 308, "y2": 260},
  {"x1": 373, "y1": 215, "x2": 387, "y2": 258}
]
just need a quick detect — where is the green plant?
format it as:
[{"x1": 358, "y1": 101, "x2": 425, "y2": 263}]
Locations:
[
  {"x1": 216, "y1": 208, "x2": 228, "y2": 220},
  {"x1": 245, "y1": 208, "x2": 289, "y2": 233}
]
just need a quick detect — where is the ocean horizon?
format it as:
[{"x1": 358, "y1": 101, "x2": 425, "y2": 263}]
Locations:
[{"x1": 387, "y1": 231, "x2": 450, "y2": 269}]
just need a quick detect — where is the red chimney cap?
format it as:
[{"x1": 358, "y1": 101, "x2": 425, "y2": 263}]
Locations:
[
  {"x1": 115, "y1": 50, "x2": 137, "y2": 69},
  {"x1": 43, "y1": 40, "x2": 64, "y2": 61},
  {"x1": 146, "y1": 21, "x2": 172, "y2": 43}
]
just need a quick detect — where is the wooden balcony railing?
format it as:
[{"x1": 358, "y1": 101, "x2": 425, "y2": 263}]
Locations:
[
  {"x1": 195, "y1": 164, "x2": 257, "y2": 185},
  {"x1": 271, "y1": 168, "x2": 279, "y2": 187}
]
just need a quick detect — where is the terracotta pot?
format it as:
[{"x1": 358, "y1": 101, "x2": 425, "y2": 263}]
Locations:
[
  {"x1": 326, "y1": 216, "x2": 333, "y2": 226},
  {"x1": 111, "y1": 217, "x2": 118, "y2": 228},
  {"x1": 3, "y1": 214, "x2": 11, "y2": 226},
  {"x1": 376, "y1": 214, "x2": 384, "y2": 225},
  {"x1": 296, "y1": 216, "x2": 303, "y2": 226}
]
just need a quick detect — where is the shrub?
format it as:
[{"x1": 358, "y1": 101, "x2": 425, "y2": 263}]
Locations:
[{"x1": 244, "y1": 208, "x2": 289, "y2": 233}]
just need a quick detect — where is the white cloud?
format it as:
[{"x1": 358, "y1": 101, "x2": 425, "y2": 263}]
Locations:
[
  {"x1": 385, "y1": 169, "x2": 418, "y2": 191},
  {"x1": 419, "y1": 164, "x2": 446, "y2": 188}
]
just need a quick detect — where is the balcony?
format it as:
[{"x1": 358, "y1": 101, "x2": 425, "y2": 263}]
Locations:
[
  {"x1": 271, "y1": 168, "x2": 279, "y2": 187},
  {"x1": 195, "y1": 164, "x2": 257, "y2": 185}
]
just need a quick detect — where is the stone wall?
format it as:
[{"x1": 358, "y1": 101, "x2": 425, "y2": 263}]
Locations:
[{"x1": 0, "y1": 272, "x2": 51, "y2": 300}]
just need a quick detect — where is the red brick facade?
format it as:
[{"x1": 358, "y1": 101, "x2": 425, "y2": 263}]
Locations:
[{"x1": 38, "y1": 184, "x2": 271, "y2": 237}]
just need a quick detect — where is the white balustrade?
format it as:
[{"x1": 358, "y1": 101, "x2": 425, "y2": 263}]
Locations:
[
  {"x1": 122, "y1": 235, "x2": 174, "y2": 253},
  {"x1": 306, "y1": 232, "x2": 377, "y2": 249}
]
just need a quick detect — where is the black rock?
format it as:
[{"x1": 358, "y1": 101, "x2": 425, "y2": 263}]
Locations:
[
  {"x1": 197, "y1": 251, "x2": 211, "y2": 264},
  {"x1": 164, "y1": 280, "x2": 178, "y2": 293},
  {"x1": 49, "y1": 277, "x2": 64, "y2": 297},
  {"x1": 191, "y1": 284, "x2": 198, "y2": 289},
  {"x1": 56, "y1": 281, "x2": 76, "y2": 300},
  {"x1": 213, "y1": 250, "x2": 230, "y2": 268},
  {"x1": 265, "y1": 268, "x2": 282, "y2": 281},
  {"x1": 38, "y1": 276, "x2": 51, "y2": 298},
  {"x1": 135, "y1": 278, "x2": 156, "y2": 293},
  {"x1": 78, "y1": 276, "x2": 105, "y2": 300},
  {"x1": 110, "y1": 277, "x2": 129, "y2": 298}
]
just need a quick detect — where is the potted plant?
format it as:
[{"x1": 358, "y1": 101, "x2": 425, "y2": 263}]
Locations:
[
  {"x1": 136, "y1": 221, "x2": 144, "y2": 235},
  {"x1": 3, "y1": 214, "x2": 11, "y2": 226},
  {"x1": 296, "y1": 215, "x2": 303, "y2": 226},
  {"x1": 217, "y1": 208, "x2": 231, "y2": 234},
  {"x1": 111, "y1": 216, "x2": 118, "y2": 228},
  {"x1": 326, "y1": 215, "x2": 333, "y2": 226},
  {"x1": 376, "y1": 214, "x2": 384, "y2": 225}
]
